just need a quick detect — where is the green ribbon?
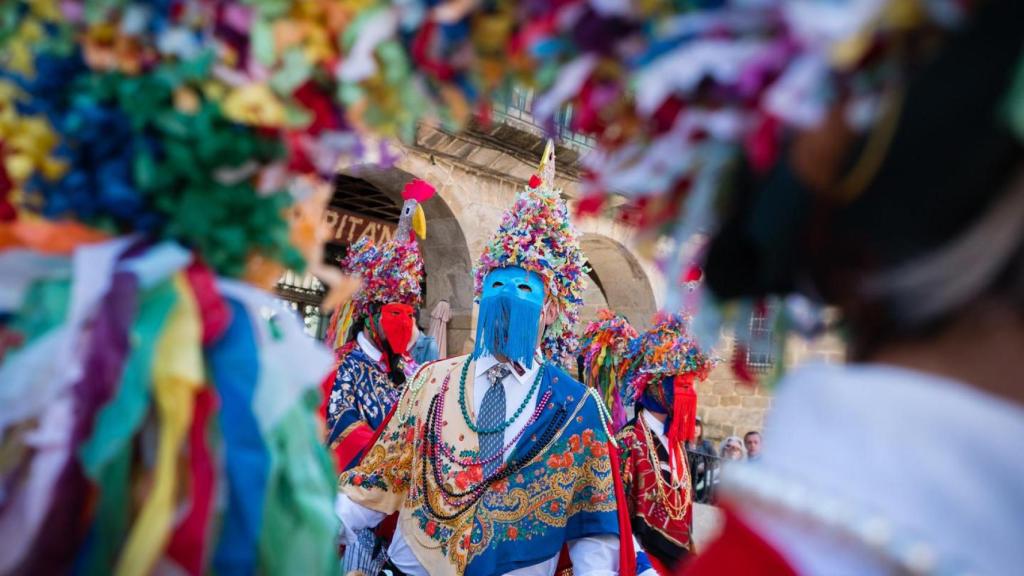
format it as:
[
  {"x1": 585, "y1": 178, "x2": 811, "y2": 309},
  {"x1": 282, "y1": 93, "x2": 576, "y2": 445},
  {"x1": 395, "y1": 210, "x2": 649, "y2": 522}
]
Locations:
[{"x1": 258, "y1": 390, "x2": 340, "y2": 576}]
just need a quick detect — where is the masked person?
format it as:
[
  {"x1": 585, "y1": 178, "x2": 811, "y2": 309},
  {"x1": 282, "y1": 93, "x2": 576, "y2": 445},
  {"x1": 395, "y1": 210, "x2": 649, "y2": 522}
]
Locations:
[
  {"x1": 323, "y1": 178, "x2": 434, "y2": 472},
  {"x1": 334, "y1": 142, "x2": 636, "y2": 576},
  {"x1": 617, "y1": 315, "x2": 712, "y2": 575},
  {"x1": 321, "y1": 179, "x2": 434, "y2": 576}
]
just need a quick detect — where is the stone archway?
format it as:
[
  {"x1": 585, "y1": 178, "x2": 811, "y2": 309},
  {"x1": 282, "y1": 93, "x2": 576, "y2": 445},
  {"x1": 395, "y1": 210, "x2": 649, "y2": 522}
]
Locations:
[
  {"x1": 579, "y1": 234, "x2": 658, "y2": 331},
  {"x1": 338, "y1": 164, "x2": 476, "y2": 356}
]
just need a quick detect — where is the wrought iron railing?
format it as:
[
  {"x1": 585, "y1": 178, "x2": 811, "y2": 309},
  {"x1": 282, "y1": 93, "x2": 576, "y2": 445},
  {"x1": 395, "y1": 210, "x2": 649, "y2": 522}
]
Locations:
[{"x1": 687, "y1": 449, "x2": 722, "y2": 505}]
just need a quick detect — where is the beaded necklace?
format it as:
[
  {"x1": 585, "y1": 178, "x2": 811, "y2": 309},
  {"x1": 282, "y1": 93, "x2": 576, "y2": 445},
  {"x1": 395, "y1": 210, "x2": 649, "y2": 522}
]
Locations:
[
  {"x1": 458, "y1": 357, "x2": 545, "y2": 435},
  {"x1": 638, "y1": 413, "x2": 690, "y2": 519},
  {"x1": 421, "y1": 392, "x2": 568, "y2": 519},
  {"x1": 396, "y1": 368, "x2": 430, "y2": 422},
  {"x1": 586, "y1": 387, "x2": 620, "y2": 449},
  {"x1": 438, "y1": 390, "x2": 553, "y2": 468}
]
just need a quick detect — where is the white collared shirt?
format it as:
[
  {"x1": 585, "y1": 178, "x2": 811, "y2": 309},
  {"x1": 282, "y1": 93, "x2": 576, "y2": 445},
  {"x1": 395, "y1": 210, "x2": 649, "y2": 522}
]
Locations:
[
  {"x1": 336, "y1": 350, "x2": 619, "y2": 575},
  {"x1": 641, "y1": 409, "x2": 668, "y2": 446},
  {"x1": 470, "y1": 352, "x2": 543, "y2": 462},
  {"x1": 357, "y1": 331, "x2": 382, "y2": 363}
]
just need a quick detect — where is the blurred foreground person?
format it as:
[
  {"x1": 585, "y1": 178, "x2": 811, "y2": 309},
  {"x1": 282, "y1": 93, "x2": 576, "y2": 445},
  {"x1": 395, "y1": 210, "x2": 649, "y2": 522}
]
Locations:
[{"x1": 686, "y1": 1, "x2": 1024, "y2": 575}]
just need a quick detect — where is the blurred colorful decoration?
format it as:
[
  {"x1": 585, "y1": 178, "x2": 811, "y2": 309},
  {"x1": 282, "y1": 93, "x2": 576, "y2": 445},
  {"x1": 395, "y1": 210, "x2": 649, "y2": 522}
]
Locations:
[
  {"x1": 0, "y1": 0, "x2": 386, "y2": 277},
  {"x1": 474, "y1": 140, "x2": 588, "y2": 366},
  {"x1": 0, "y1": 1, "x2": 380, "y2": 572},
  {"x1": 580, "y1": 309, "x2": 640, "y2": 431},
  {"x1": 0, "y1": 241, "x2": 339, "y2": 575},
  {"x1": 3, "y1": 1, "x2": 997, "y2": 348}
]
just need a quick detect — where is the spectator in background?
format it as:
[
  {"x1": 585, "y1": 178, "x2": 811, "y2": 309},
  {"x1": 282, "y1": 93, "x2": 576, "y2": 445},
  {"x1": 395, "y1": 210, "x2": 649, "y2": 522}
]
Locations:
[
  {"x1": 409, "y1": 321, "x2": 440, "y2": 364},
  {"x1": 686, "y1": 417, "x2": 716, "y2": 456},
  {"x1": 719, "y1": 436, "x2": 746, "y2": 461},
  {"x1": 744, "y1": 431, "x2": 762, "y2": 462},
  {"x1": 687, "y1": 417, "x2": 718, "y2": 504}
]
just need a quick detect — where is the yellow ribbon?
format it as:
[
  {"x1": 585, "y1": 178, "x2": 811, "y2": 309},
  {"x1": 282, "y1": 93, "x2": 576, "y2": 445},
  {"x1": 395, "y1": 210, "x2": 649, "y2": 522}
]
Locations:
[{"x1": 116, "y1": 275, "x2": 204, "y2": 576}]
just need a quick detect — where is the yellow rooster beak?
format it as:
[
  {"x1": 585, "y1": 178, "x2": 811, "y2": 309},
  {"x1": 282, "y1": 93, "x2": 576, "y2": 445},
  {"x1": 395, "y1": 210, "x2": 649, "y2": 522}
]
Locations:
[{"x1": 412, "y1": 203, "x2": 427, "y2": 239}]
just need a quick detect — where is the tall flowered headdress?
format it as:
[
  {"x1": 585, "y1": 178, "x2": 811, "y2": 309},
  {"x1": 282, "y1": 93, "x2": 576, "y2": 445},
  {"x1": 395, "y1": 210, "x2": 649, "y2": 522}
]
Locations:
[
  {"x1": 325, "y1": 179, "x2": 435, "y2": 351},
  {"x1": 624, "y1": 313, "x2": 713, "y2": 470},
  {"x1": 474, "y1": 141, "x2": 588, "y2": 365},
  {"x1": 580, "y1": 309, "x2": 639, "y2": 431}
]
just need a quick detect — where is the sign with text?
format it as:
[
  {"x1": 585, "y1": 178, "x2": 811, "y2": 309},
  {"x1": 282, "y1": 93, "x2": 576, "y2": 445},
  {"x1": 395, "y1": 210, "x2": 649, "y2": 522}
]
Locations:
[{"x1": 323, "y1": 207, "x2": 397, "y2": 246}]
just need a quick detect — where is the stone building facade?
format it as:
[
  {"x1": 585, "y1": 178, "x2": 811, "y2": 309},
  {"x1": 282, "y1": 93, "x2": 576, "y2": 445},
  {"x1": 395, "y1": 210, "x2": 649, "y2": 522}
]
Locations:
[
  {"x1": 696, "y1": 331, "x2": 847, "y2": 443},
  {"x1": 287, "y1": 100, "x2": 844, "y2": 443}
]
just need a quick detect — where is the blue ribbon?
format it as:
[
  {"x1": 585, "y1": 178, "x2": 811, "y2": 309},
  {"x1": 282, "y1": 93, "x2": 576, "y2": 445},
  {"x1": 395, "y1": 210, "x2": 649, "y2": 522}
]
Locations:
[{"x1": 209, "y1": 298, "x2": 270, "y2": 575}]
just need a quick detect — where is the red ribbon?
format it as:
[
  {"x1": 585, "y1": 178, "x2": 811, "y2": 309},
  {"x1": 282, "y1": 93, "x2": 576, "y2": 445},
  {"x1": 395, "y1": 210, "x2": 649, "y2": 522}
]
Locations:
[
  {"x1": 185, "y1": 260, "x2": 231, "y2": 346},
  {"x1": 609, "y1": 438, "x2": 637, "y2": 576},
  {"x1": 668, "y1": 374, "x2": 698, "y2": 474},
  {"x1": 411, "y1": 20, "x2": 455, "y2": 81},
  {"x1": 166, "y1": 388, "x2": 219, "y2": 575}
]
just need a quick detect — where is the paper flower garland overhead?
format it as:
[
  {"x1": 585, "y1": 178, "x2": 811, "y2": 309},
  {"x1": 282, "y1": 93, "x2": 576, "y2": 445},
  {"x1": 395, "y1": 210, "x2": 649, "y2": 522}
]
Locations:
[
  {"x1": 0, "y1": 0, "x2": 384, "y2": 276},
  {"x1": 4, "y1": 0, "x2": 1004, "y2": 276}
]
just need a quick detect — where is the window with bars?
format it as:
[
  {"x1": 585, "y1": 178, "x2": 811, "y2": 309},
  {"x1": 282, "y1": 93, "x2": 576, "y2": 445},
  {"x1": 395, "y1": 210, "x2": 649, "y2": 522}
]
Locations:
[
  {"x1": 746, "y1": 304, "x2": 777, "y2": 373},
  {"x1": 493, "y1": 86, "x2": 597, "y2": 149},
  {"x1": 274, "y1": 271, "x2": 330, "y2": 339}
]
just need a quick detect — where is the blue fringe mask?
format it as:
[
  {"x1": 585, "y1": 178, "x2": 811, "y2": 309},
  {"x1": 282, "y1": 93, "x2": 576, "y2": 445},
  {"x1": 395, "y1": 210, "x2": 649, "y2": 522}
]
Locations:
[{"x1": 473, "y1": 267, "x2": 545, "y2": 368}]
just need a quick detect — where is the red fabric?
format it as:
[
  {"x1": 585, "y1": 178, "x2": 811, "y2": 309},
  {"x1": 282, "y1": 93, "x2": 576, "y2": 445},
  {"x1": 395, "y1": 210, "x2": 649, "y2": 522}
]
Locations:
[
  {"x1": 555, "y1": 546, "x2": 571, "y2": 573},
  {"x1": 619, "y1": 419, "x2": 693, "y2": 568},
  {"x1": 380, "y1": 303, "x2": 415, "y2": 355},
  {"x1": 337, "y1": 395, "x2": 402, "y2": 471},
  {"x1": 648, "y1": 554, "x2": 671, "y2": 576},
  {"x1": 608, "y1": 438, "x2": 637, "y2": 576},
  {"x1": 166, "y1": 388, "x2": 219, "y2": 575},
  {"x1": 682, "y1": 265, "x2": 703, "y2": 283},
  {"x1": 575, "y1": 194, "x2": 605, "y2": 217},
  {"x1": 669, "y1": 374, "x2": 698, "y2": 453},
  {"x1": 319, "y1": 367, "x2": 336, "y2": 426},
  {"x1": 293, "y1": 80, "x2": 342, "y2": 134},
  {"x1": 476, "y1": 99, "x2": 493, "y2": 127},
  {"x1": 334, "y1": 421, "x2": 376, "y2": 471},
  {"x1": 185, "y1": 261, "x2": 231, "y2": 345},
  {"x1": 680, "y1": 506, "x2": 798, "y2": 576},
  {"x1": 730, "y1": 345, "x2": 756, "y2": 384}
]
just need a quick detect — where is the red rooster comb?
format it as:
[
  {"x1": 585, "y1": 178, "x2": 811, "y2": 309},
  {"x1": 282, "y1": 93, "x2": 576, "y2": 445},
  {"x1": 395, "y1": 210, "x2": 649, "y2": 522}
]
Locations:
[{"x1": 402, "y1": 179, "x2": 436, "y2": 202}]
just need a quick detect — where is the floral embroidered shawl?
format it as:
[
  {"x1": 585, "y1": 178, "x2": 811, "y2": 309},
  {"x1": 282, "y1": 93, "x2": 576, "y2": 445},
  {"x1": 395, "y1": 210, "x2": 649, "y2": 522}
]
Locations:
[{"x1": 339, "y1": 355, "x2": 620, "y2": 576}]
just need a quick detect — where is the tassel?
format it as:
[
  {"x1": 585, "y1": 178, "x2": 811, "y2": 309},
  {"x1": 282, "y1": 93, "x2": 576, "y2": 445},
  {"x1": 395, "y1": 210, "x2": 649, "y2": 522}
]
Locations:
[
  {"x1": 667, "y1": 373, "x2": 698, "y2": 474},
  {"x1": 473, "y1": 293, "x2": 542, "y2": 368}
]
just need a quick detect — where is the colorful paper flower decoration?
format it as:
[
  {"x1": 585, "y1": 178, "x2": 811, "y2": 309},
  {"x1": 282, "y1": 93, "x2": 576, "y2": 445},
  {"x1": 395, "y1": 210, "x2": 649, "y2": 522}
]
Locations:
[
  {"x1": 580, "y1": 309, "x2": 640, "y2": 430},
  {"x1": 474, "y1": 148, "x2": 587, "y2": 366},
  {"x1": 623, "y1": 312, "x2": 714, "y2": 396}
]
